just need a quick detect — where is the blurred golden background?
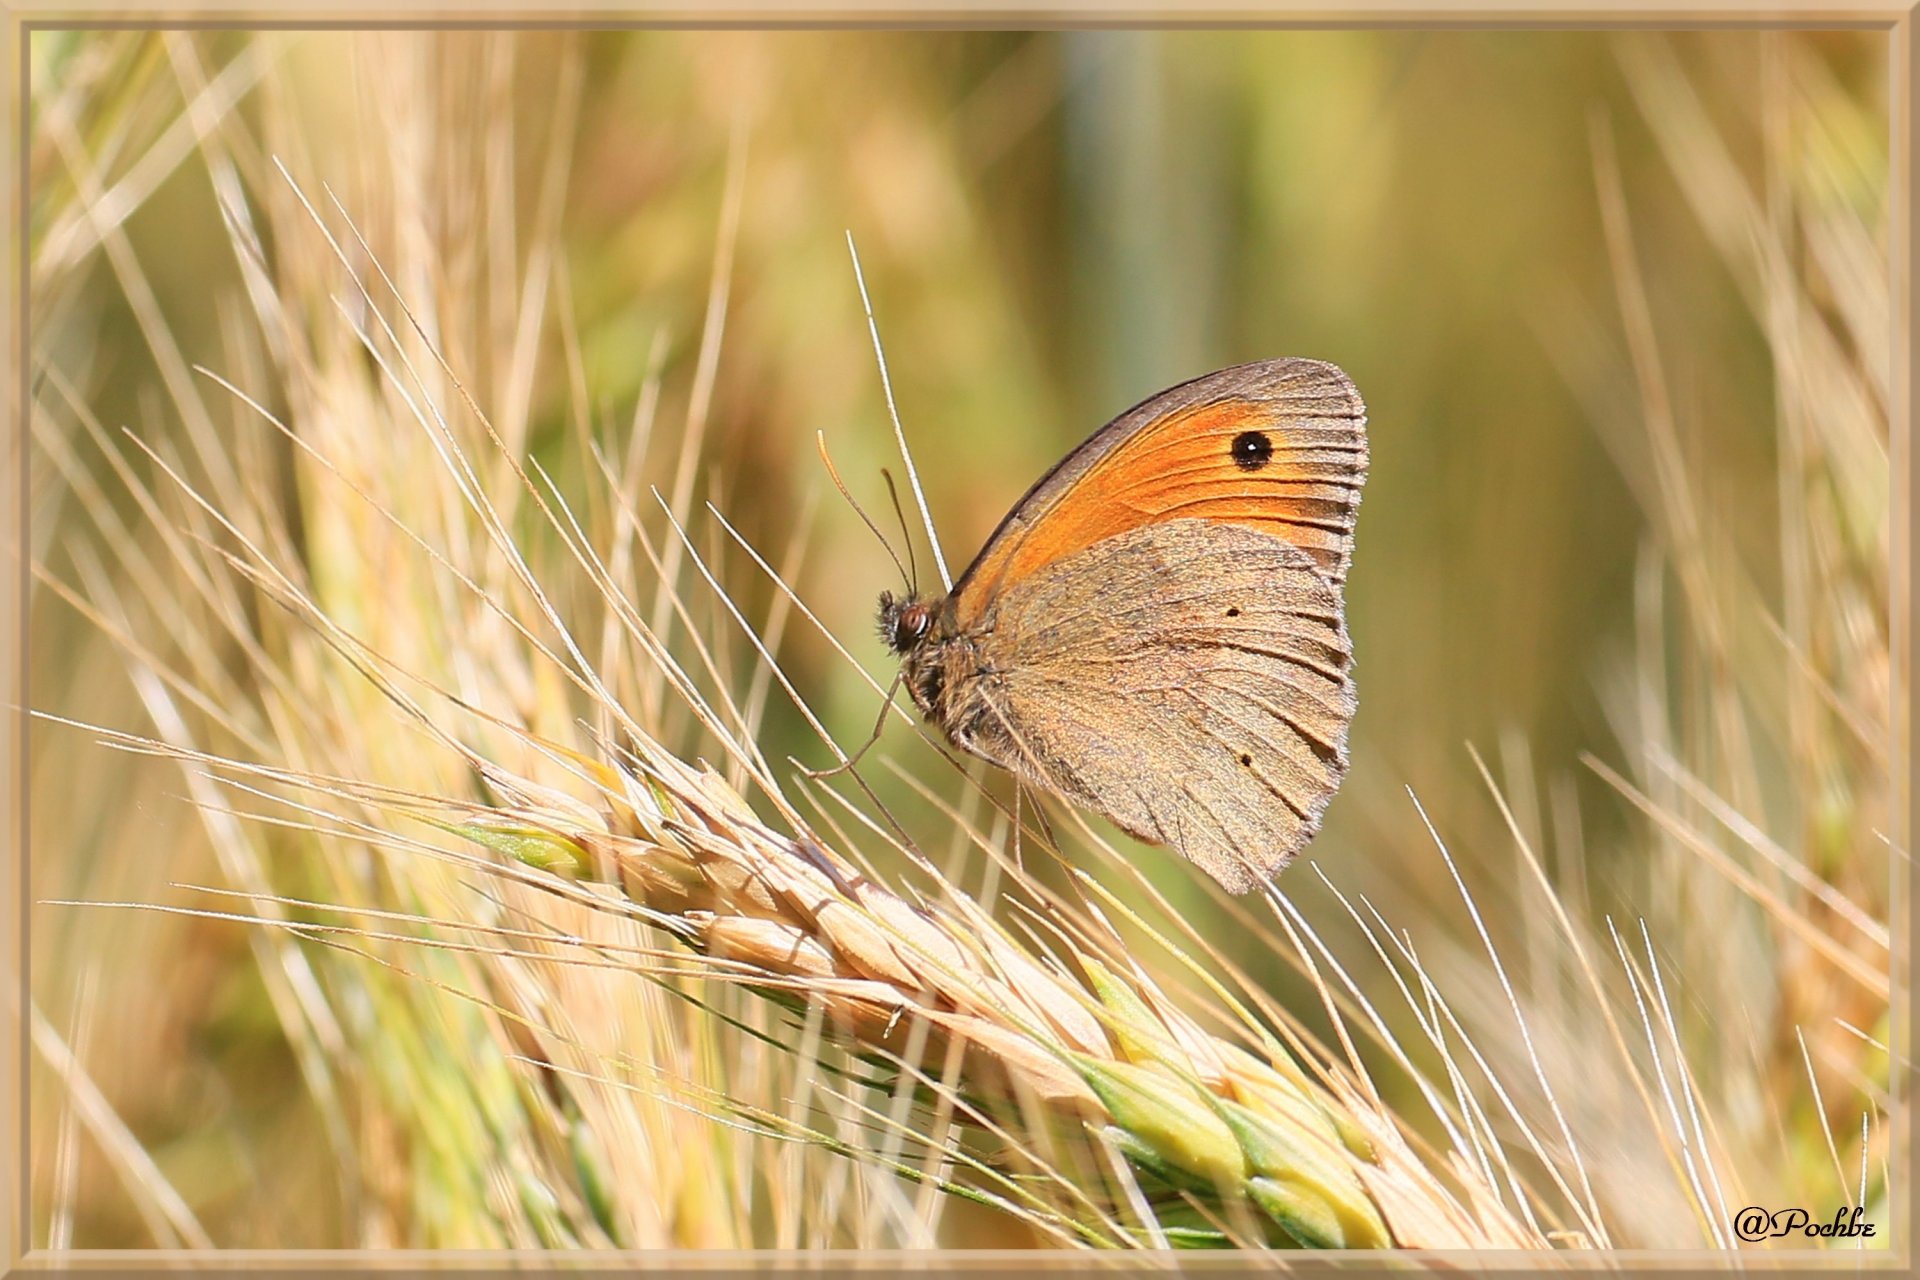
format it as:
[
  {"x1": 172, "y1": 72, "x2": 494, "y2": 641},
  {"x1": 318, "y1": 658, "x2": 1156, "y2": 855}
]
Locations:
[{"x1": 28, "y1": 28, "x2": 1891, "y2": 1248}]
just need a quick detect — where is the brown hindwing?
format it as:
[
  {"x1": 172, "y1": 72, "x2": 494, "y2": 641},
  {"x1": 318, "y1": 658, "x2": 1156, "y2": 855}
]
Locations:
[{"x1": 956, "y1": 519, "x2": 1356, "y2": 893}]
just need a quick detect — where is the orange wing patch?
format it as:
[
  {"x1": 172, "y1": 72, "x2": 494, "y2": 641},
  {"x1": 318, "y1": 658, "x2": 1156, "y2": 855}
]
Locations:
[
  {"x1": 953, "y1": 382, "x2": 1366, "y2": 628},
  {"x1": 1091, "y1": 400, "x2": 1364, "y2": 576}
]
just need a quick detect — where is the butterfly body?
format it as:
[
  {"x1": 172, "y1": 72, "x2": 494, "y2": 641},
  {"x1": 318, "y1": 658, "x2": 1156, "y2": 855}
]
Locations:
[{"x1": 878, "y1": 358, "x2": 1367, "y2": 893}]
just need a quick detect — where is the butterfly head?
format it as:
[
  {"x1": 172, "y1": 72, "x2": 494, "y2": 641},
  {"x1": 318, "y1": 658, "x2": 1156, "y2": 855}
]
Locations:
[{"x1": 877, "y1": 591, "x2": 935, "y2": 655}]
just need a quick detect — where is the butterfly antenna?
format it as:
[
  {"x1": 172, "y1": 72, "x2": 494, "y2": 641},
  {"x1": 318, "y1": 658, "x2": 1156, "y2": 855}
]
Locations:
[
  {"x1": 816, "y1": 431, "x2": 911, "y2": 585},
  {"x1": 802, "y1": 666, "x2": 907, "y2": 779},
  {"x1": 879, "y1": 467, "x2": 919, "y2": 596},
  {"x1": 846, "y1": 230, "x2": 953, "y2": 590}
]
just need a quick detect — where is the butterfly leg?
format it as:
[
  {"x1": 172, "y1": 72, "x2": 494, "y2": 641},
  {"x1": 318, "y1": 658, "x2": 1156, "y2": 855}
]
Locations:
[
  {"x1": 965, "y1": 678, "x2": 1069, "y2": 867},
  {"x1": 801, "y1": 667, "x2": 907, "y2": 779},
  {"x1": 1010, "y1": 784, "x2": 1027, "y2": 878}
]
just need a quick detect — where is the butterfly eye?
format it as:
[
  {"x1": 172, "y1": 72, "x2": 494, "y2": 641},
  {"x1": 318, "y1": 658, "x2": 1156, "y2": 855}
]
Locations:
[
  {"x1": 883, "y1": 599, "x2": 932, "y2": 653},
  {"x1": 1230, "y1": 430, "x2": 1274, "y2": 471}
]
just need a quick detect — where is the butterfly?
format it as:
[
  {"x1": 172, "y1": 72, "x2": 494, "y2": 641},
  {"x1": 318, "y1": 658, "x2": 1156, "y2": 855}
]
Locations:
[{"x1": 876, "y1": 358, "x2": 1367, "y2": 893}]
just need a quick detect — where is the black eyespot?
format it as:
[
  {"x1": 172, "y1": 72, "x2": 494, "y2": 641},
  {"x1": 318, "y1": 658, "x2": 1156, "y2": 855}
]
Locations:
[
  {"x1": 1231, "y1": 430, "x2": 1273, "y2": 471},
  {"x1": 1239, "y1": 753, "x2": 1253, "y2": 767},
  {"x1": 1225, "y1": 606, "x2": 1241, "y2": 618}
]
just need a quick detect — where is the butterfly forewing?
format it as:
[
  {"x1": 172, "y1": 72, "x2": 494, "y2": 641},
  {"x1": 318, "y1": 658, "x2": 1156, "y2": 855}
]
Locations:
[{"x1": 950, "y1": 358, "x2": 1367, "y2": 631}]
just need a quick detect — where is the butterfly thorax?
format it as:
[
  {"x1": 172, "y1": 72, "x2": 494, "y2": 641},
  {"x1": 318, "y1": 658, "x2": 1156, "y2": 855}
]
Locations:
[{"x1": 878, "y1": 590, "x2": 1013, "y2": 766}]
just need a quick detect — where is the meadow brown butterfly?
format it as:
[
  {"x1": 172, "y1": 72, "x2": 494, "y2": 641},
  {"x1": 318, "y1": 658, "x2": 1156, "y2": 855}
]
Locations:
[{"x1": 878, "y1": 358, "x2": 1367, "y2": 894}]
